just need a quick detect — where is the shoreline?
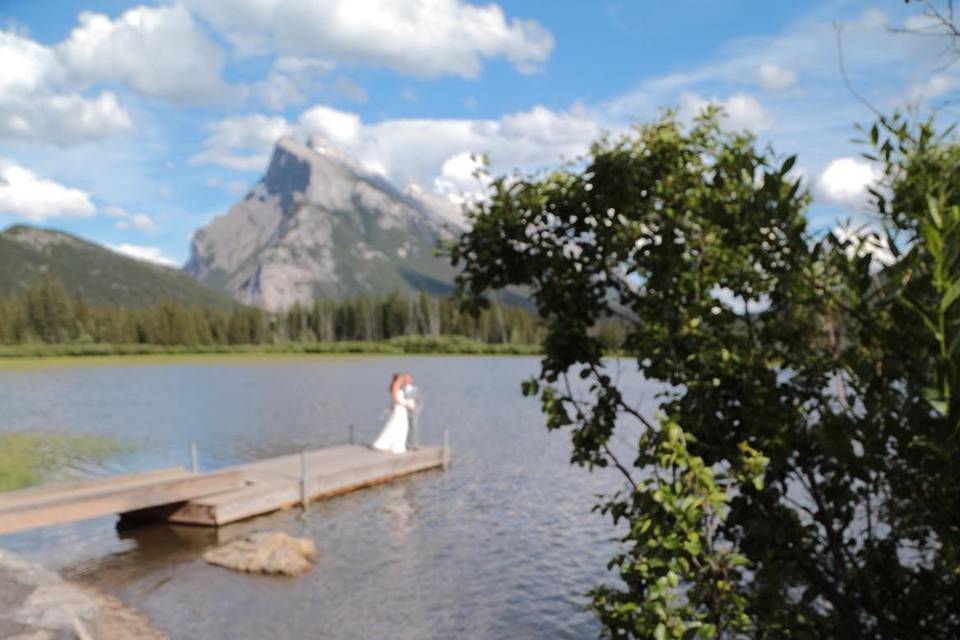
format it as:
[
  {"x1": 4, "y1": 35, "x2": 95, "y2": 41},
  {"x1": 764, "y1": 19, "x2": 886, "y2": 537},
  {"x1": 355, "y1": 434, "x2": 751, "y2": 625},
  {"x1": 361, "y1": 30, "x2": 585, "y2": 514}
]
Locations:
[
  {"x1": 0, "y1": 338, "x2": 542, "y2": 367},
  {"x1": 0, "y1": 548, "x2": 165, "y2": 639}
]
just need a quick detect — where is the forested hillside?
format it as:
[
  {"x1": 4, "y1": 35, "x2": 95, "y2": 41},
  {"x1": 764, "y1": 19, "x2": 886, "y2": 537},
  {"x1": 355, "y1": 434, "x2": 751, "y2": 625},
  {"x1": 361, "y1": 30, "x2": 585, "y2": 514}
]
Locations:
[
  {"x1": 0, "y1": 273, "x2": 574, "y2": 348},
  {"x1": 0, "y1": 225, "x2": 234, "y2": 309}
]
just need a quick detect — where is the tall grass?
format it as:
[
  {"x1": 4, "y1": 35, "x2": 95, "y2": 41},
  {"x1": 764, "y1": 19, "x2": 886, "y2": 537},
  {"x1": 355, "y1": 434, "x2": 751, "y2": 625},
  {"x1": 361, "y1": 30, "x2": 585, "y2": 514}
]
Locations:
[{"x1": 0, "y1": 431, "x2": 126, "y2": 491}]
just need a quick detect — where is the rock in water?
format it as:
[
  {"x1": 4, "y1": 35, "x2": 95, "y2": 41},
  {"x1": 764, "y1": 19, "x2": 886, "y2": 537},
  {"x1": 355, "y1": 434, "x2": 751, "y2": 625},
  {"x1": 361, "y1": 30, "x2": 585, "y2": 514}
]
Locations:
[{"x1": 203, "y1": 532, "x2": 317, "y2": 576}]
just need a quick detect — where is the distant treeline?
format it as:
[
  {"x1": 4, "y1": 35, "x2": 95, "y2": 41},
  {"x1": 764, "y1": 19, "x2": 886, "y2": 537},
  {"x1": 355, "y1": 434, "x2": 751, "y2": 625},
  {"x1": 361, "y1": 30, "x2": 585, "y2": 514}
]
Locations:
[{"x1": 0, "y1": 273, "x2": 576, "y2": 348}]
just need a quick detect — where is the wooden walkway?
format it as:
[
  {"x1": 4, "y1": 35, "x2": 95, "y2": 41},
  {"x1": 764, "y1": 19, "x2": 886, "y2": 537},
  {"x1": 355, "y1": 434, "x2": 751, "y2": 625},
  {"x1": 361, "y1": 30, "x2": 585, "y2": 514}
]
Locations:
[{"x1": 0, "y1": 444, "x2": 450, "y2": 535}]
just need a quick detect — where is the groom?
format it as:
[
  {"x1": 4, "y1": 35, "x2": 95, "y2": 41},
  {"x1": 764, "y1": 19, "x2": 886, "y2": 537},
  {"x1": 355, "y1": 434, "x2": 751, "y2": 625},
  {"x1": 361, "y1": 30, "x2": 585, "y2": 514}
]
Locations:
[{"x1": 403, "y1": 374, "x2": 419, "y2": 451}]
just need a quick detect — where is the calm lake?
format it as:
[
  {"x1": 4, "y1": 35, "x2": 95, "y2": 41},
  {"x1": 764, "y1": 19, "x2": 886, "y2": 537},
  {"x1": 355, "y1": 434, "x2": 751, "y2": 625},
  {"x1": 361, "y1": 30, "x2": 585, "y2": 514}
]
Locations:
[{"x1": 0, "y1": 355, "x2": 657, "y2": 639}]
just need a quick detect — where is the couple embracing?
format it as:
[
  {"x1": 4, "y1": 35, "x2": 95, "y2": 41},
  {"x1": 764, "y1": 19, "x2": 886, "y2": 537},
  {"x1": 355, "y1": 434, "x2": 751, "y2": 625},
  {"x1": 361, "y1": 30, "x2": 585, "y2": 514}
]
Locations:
[{"x1": 371, "y1": 373, "x2": 418, "y2": 453}]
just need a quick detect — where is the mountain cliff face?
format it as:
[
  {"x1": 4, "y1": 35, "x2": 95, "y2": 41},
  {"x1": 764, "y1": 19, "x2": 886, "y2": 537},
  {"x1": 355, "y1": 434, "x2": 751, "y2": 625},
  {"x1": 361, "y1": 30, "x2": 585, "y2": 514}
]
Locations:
[{"x1": 185, "y1": 137, "x2": 465, "y2": 311}]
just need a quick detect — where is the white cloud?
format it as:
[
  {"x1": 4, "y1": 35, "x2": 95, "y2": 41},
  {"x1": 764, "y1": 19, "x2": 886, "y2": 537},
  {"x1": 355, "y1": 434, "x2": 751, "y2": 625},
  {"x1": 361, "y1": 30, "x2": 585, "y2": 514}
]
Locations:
[
  {"x1": 248, "y1": 72, "x2": 303, "y2": 112},
  {"x1": 833, "y1": 224, "x2": 896, "y2": 267},
  {"x1": 187, "y1": 4, "x2": 960, "y2": 230},
  {"x1": 299, "y1": 105, "x2": 363, "y2": 147},
  {"x1": 190, "y1": 114, "x2": 295, "y2": 170},
  {"x1": 757, "y1": 63, "x2": 797, "y2": 90},
  {"x1": 194, "y1": 102, "x2": 600, "y2": 194},
  {"x1": 0, "y1": 160, "x2": 95, "y2": 221},
  {"x1": 816, "y1": 157, "x2": 881, "y2": 208},
  {"x1": 183, "y1": 0, "x2": 554, "y2": 77},
  {"x1": 245, "y1": 56, "x2": 335, "y2": 111},
  {"x1": 433, "y1": 152, "x2": 489, "y2": 199},
  {"x1": 108, "y1": 243, "x2": 178, "y2": 267},
  {"x1": 678, "y1": 92, "x2": 774, "y2": 133},
  {"x1": 348, "y1": 103, "x2": 600, "y2": 184},
  {"x1": 57, "y1": 4, "x2": 230, "y2": 103},
  {"x1": 0, "y1": 31, "x2": 132, "y2": 144},
  {"x1": 0, "y1": 91, "x2": 132, "y2": 145},
  {"x1": 0, "y1": 4, "x2": 230, "y2": 144},
  {"x1": 600, "y1": 8, "x2": 940, "y2": 145},
  {"x1": 105, "y1": 205, "x2": 157, "y2": 233},
  {"x1": 0, "y1": 29, "x2": 57, "y2": 95},
  {"x1": 907, "y1": 73, "x2": 960, "y2": 102}
]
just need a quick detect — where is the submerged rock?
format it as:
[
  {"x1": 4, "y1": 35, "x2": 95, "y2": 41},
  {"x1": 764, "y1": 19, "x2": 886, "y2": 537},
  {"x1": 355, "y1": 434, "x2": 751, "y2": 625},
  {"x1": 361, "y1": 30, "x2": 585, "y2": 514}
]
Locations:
[{"x1": 203, "y1": 531, "x2": 317, "y2": 576}]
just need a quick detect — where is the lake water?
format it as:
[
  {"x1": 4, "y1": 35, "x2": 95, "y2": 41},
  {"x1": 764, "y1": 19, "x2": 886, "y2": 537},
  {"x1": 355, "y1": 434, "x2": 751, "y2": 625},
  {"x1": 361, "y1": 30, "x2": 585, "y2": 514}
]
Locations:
[{"x1": 0, "y1": 355, "x2": 657, "y2": 639}]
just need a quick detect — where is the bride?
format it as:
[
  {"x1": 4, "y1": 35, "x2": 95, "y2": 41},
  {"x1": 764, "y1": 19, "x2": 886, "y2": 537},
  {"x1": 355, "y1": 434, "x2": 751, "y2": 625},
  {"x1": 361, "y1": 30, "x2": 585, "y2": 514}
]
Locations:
[{"x1": 371, "y1": 373, "x2": 415, "y2": 453}]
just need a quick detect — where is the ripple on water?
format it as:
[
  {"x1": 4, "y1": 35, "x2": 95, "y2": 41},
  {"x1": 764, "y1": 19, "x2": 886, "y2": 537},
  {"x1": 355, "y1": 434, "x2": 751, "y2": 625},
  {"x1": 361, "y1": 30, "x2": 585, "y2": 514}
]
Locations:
[{"x1": 0, "y1": 356, "x2": 653, "y2": 639}]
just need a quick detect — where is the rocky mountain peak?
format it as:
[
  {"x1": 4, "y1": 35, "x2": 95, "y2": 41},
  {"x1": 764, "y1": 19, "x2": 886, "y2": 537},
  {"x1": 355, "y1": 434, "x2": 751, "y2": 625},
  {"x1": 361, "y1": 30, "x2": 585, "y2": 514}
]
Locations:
[{"x1": 185, "y1": 137, "x2": 463, "y2": 311}]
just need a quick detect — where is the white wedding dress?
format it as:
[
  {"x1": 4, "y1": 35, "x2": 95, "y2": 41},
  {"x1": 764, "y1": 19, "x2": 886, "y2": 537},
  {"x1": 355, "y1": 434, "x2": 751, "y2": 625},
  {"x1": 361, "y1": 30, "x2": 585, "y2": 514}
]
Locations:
[{"x1": 371, "y1": 390, "x2": 413, "y2": 453}]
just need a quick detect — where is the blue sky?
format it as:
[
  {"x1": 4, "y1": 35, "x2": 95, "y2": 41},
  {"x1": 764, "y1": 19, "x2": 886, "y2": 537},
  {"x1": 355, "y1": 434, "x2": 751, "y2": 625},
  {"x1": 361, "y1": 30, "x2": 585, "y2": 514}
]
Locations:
[{"x1": 0, "y1": 0, "x2": 954, "y2": 266}]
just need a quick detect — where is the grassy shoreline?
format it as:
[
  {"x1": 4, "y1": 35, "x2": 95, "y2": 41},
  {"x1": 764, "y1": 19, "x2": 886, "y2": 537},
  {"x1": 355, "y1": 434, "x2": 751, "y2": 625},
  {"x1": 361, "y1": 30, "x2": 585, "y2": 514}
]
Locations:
[
  {"x1": 0, "y1": 431, "x2": 127, "y2": 491},
  {"x1": 0, "y1": 336, "x2": 542, "y2": 361}
]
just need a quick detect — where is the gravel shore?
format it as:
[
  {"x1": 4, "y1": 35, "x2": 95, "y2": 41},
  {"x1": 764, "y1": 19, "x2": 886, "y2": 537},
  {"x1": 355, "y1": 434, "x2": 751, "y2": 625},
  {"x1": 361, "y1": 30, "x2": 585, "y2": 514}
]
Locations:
[{"x1": 0, "y1": 548, "x2": 165, "y2": 640}]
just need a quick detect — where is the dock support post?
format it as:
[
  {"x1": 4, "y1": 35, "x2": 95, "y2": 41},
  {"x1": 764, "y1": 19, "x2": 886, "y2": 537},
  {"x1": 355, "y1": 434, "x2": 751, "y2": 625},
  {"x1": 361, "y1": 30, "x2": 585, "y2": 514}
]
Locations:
[
  {"x1": 349, "y1": 424, "x2": 355, "y2": 445},
  {"x1": 442, "y1": 428, "x2": 450, "y2": 470},
  {"x1": 190, "y1": 441, "x2": 199, "y2": 474},
  {"x1": 300, "y1": 450, "x2": 309, "y2": 511}
]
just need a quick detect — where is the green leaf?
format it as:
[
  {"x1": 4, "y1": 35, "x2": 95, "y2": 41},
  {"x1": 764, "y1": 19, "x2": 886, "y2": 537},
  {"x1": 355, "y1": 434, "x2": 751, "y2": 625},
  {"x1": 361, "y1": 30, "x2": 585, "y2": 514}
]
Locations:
[
  {"x1": 942, "y1": 279, "x2": 960, "y2": 312},
  {"x1": 923, "y1": 387, "x2": 948, "y2": 416},
  {"x1": 654, "y1": 623, "x2": 667, "y2": 640},
  {"x1": 928, "y1": 194, "x2": 944, "y2": 228},
  {"x1": 781, "y1": 155, "x2": 796, "y2": 175}
]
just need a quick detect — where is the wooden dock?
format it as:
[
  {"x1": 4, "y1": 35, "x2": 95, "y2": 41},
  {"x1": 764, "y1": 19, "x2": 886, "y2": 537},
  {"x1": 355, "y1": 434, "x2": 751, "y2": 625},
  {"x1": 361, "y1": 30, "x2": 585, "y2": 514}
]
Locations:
[{"x1": 0, "y1": 444, "x2": 450, "y2": 535}]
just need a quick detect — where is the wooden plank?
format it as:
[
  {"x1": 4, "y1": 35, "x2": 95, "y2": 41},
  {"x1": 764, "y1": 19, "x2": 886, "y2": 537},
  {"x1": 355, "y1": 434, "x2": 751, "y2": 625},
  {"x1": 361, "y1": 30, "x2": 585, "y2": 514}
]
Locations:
[
  {"x1": 168, "y1": 446, "x2": 444, "y2": 526},
  {"x1": 0, "y1": 470, "x2": 248, "y2": 535},
  {"x1": 0, "y1": 467, "x2": 190, "y2": 510},
  {"x1": 0, "y1": 444, "x2": 451, "y2": 533}
]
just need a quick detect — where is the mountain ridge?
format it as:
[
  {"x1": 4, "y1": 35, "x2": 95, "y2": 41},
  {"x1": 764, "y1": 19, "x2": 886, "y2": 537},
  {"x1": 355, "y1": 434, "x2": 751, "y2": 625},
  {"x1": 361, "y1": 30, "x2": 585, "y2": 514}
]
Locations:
[
  {"x1": 0, "y1": 225, "x2": 235, "y2": 309},
  {"x1": 185, "y1": 136, "x2": 465, "y2": 311}
]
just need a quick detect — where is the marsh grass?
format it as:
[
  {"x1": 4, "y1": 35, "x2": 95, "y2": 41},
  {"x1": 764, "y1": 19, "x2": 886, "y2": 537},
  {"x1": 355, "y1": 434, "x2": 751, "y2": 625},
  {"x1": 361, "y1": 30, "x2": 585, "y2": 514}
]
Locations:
[{"x1": 0, "y1": 431, "x2": 128, "y2": 491}]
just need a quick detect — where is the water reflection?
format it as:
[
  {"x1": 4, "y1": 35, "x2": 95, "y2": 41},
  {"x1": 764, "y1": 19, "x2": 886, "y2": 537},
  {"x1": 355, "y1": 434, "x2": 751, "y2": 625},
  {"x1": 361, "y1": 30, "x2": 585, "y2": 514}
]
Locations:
[
  {"x1": 380, "y1": 484, "x2": 418, "y2": 540},
  {"x1": 0, "y1": 355, "x2": 658, "y2": 639}
]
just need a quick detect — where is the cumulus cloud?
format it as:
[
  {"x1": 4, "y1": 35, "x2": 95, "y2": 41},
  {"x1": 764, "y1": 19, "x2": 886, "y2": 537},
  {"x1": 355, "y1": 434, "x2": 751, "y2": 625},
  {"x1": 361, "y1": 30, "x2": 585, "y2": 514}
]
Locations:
[
  {"x1": 245, "y1": 56, "x2": 334, "y2": 111},
  {"x1": 757, "y1": 63, "x2": 797, "y2": 90},
  {"x1": 190, "y1": 114, "x2": 295, "y2": 170},
  {"x1": 0, "y1": 91, "x2": 132, "y2": 145},
  {"x1": 108, "y1": 243, "x2": 178, "y2": 267},
  {"x1": 183, "y1": 0, "x2": 554, "y2": 77},
  {"x1": 433, "y1": 152, "x2": 489, "y2": 199},
  {"x1": 833, "y1": 224, "x2": 896, "y2": 267},
  {"x1": 816, "y1": 157, "x2": 881, "y2": 208},
  {"x1": 0, "y1": 31, "x2": 132, "y2": 144},
  {"x1": 0, "y1": 4, "x2": 230, "y2": 144},
  {"x1": 339, "y1": 103, "x2": 600, "y2": 185},
  {"x1": 105, "y1": 205, "x2": 157, "y2": 233},
  {"x1": 678, "y1": 92, "x2": 774, "y2": 133},
  {"x1": 600, "y1": 7, "x2": 938, "y2": 154},
  {"x1": 0, "y1": 160, "x2": 96, "y2": 222},
  {"x1": 299, "y1": 105, "x2": 363, "y2": 147},
  {"x1": 58, "y1": 4, "x2": 230, "y2": 103},
  {"x1": 193, "y1": 102, "x2": 600, "y2": 194},
  {"x1": 0, "y1": 29, "x2": 57, "y2": 95}
]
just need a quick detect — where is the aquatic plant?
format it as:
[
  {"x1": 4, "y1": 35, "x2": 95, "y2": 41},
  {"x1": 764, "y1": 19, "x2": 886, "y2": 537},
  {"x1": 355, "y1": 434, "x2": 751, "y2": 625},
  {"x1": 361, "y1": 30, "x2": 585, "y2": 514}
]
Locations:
[{"x1": 0, "y1": 431, "x2": 127, "y2": 491}]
